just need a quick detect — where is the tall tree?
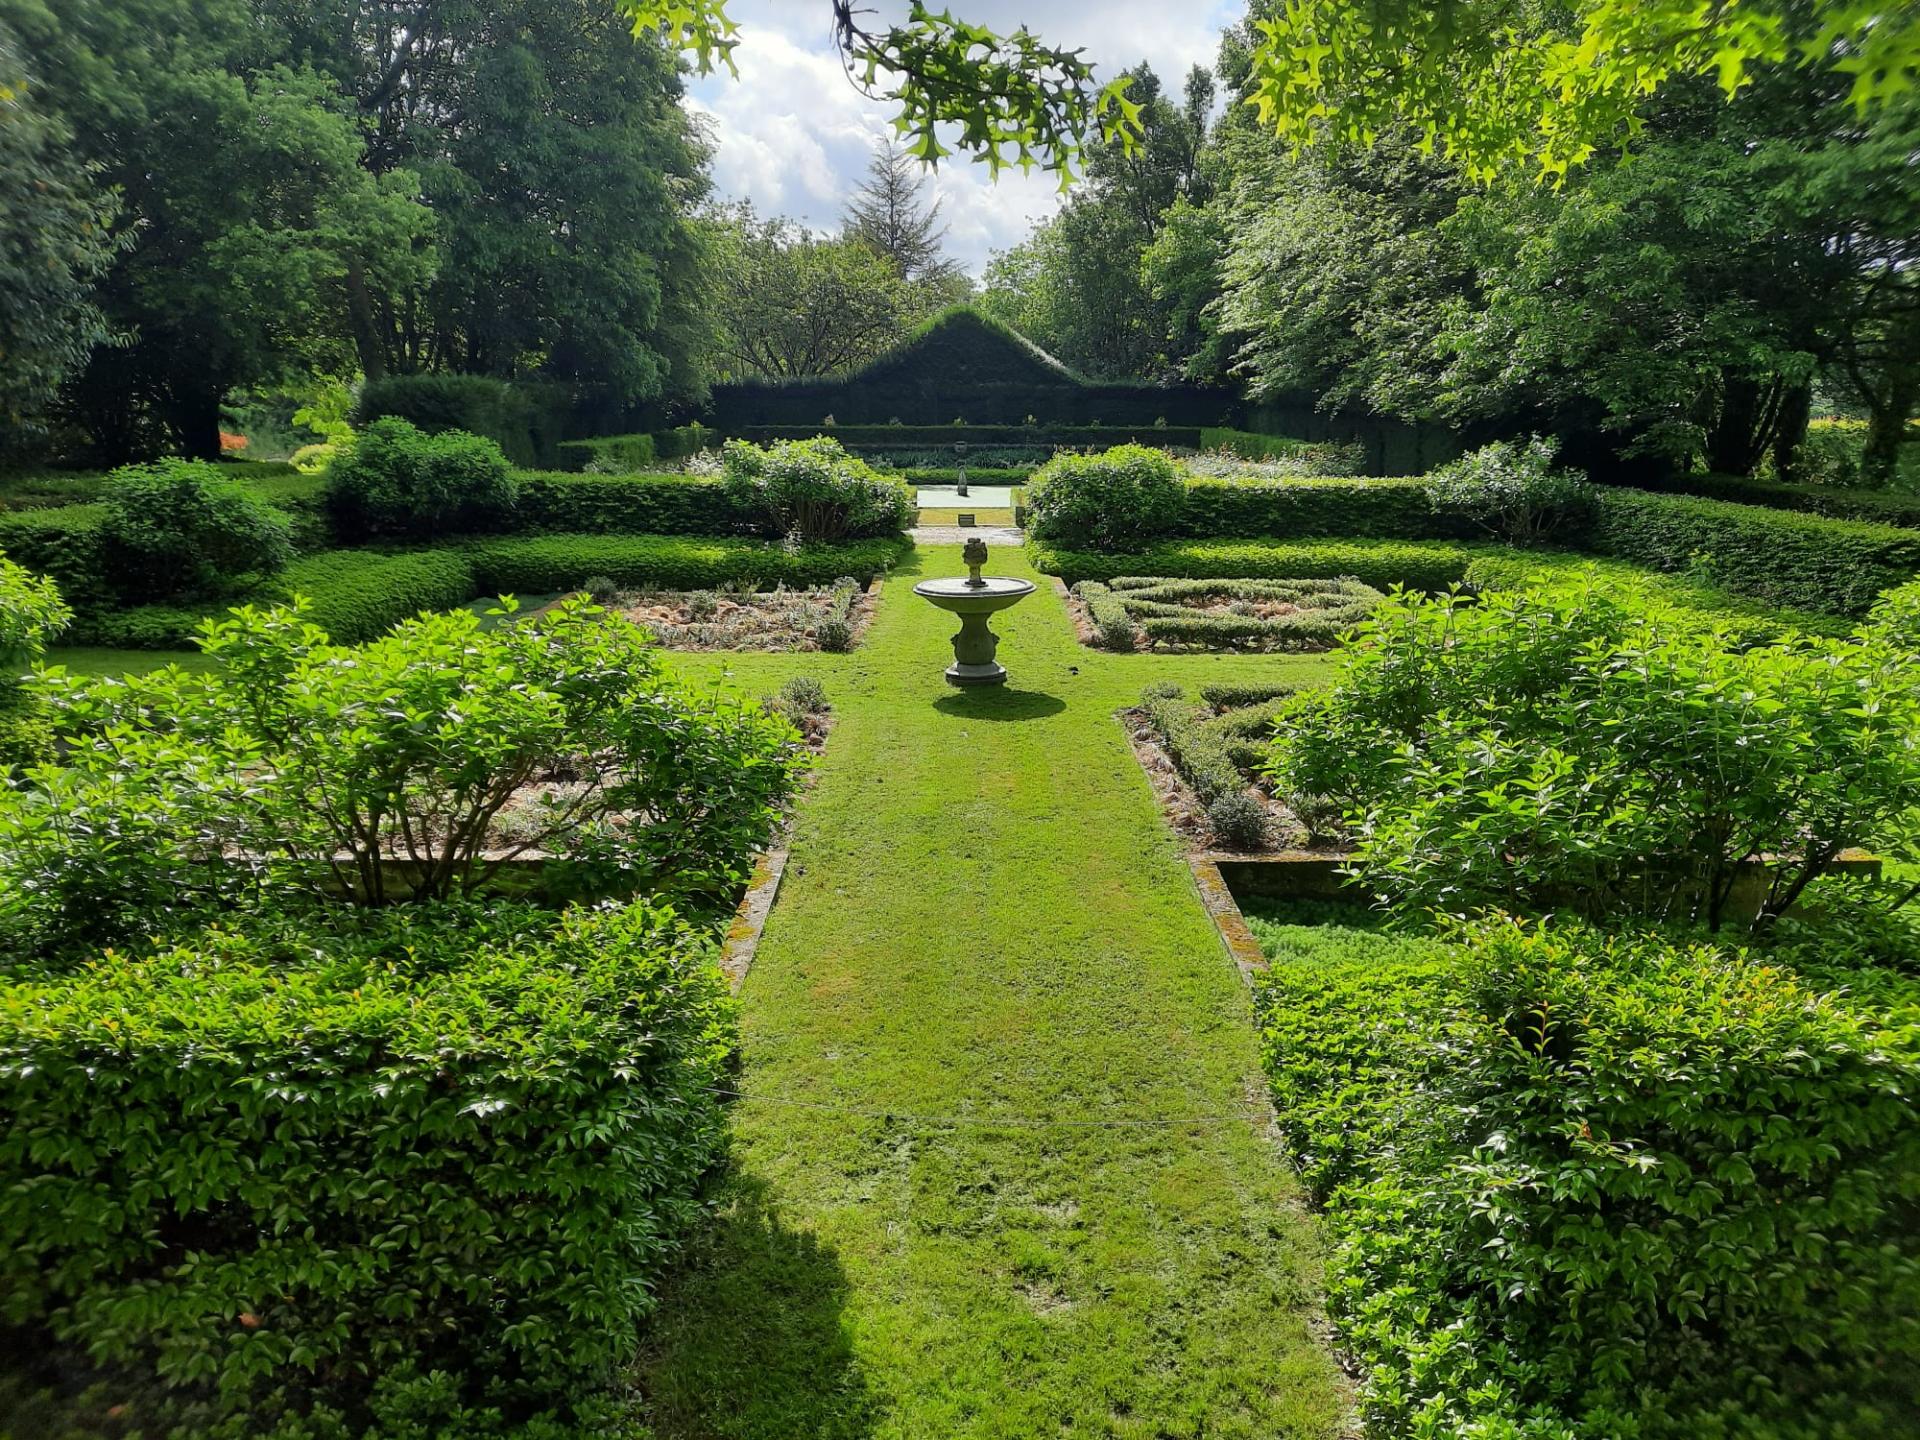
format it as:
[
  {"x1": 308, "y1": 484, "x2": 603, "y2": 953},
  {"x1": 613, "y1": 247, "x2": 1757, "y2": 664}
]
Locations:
[
  {"x1": 5, "y1": 0, "x2": 433, "y2": 458},
  {"x1": 979, "y1": 63, "x2": 1211, "y2": 379},
  {"x1": 843, "y1": 140, "x2": 962, "y2": 287},
  {"x1": 707, "y1": 206, "x2": 913, "y2": 380},
  {"x1": 0, "y1": 20, "x2": 120, "y2": 450},
  {"x1": 271, "y1": 0, "x2": 717, "y2": 408}
]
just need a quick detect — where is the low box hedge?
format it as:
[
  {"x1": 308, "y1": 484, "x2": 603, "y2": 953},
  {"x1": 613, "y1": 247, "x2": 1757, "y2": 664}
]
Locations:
[
  {"x1": 1031, "y1": 538, "x2": 1476, "y2": 592},
  {"x1": 462, "y1": 532, "x2": 908, "y2": 595},
  {"x1": 1082, "y1": 577, "x2": 1381, "y2": 652},
  {"x1": 0, "y1": 901, "x2": 735, "y2": 1437},
  {"x1": 1580, "y1": 487, "x2": 1920, "y2": 615}
]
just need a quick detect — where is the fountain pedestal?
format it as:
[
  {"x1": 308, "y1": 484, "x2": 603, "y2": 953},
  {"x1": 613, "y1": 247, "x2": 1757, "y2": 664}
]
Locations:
[{"x1": 912, "y1": 538, "x2": 1036, "y2": 687}]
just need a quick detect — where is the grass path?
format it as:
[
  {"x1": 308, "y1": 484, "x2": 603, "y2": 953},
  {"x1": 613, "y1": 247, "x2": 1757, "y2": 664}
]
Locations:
[{"x1": 639, "y1": 544, "x2": 1346, "y2": 1439}]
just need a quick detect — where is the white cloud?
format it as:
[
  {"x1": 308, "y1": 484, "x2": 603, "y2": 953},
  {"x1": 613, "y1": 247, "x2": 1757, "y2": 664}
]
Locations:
[{"x1": 683, "y1": 1, "x2": 1241, "y2": 275}]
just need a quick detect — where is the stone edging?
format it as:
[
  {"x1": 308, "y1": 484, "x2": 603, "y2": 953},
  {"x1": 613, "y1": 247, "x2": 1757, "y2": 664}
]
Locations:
[
  {"x1": 1188, "y1": 855, "x2": 1269, "y2": 986},
  {"x1": 720, "y1": 842, "x2": 791, "y2": 993}
]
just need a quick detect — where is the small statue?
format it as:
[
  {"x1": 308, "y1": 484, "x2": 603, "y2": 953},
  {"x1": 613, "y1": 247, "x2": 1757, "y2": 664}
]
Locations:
[
  {"x1": 963, "y1": 535, "x2": 989, "y2": 586},
  {"x1": 954, "y1": 439, "x2": 969, "y2": 498}
]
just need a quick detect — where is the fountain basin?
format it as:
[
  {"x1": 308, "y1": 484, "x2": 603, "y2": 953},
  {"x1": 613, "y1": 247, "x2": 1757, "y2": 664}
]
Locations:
[{"x1": 913, "y1": 575, "x2": 1036, "y2": 686}]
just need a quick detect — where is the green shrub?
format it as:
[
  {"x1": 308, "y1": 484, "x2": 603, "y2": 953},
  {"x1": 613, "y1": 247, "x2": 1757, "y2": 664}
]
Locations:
[
  {"x1": 98, "y1": 460, "x2": 294, "y2": 601},
  {"x1": 719, "y1": 437, "x2": 913, "y2": 542},
  {"x1": 0, "y1": 557, "x2": 70, "y2": 770},
  {"x1": 1422, "y1": 436, "x2": 1594, "y2": 546},
  {"x1": 1026, "y1": 444, "x2": 1186, "y2": 551},
  {"x1": 776, "y1": 674, "x2": 829, "y2": 716},
  {"x1": 513, "y1": 472, "x2": 760, "y2": 536},
  {"x1": 1073, "y1": 581, "x2": 1138, "y2": 650},
  {"x1": 1093, "y1": 576, "x2": 1379, "y2": 652},
  {"x1": 354, "y1": 373, "x2": 569, "y2": 468},
  {"x1": 462, "y1": 533, "x2": 905, "y2": 596},
  {"x1": 1259, "y1": 917, "x2": 1920, "y2": 1436},
  {"x1": 327, "y1": 417, "x2": 520, "y2": 538},
  {"x1": 63, "y1": 550, "x2": 481, "y2": 650},
  {"x1": 1031, "y1": 537, "x2": 1476, "y2": 591},
  {"x1": 1198, "y1": 680, "x2": 1304, "y2": 710},
  {"x1": 0, "y1": 901, "x2": 737, "y2": 1438},
  {"x1": 1268, "y1": 585, "x2": 1920, "y2": 930},
  {"x1": 1634, "y1": 469, "x2": 1920, "y2": 529},
  {"x1": 0, "y1": 503, "x2": 105, "y2": 604},
  {"x1": 1138, "y1": 689, "x2": 1246, "y2": 809},
  {"x1": 1581, "y1": 486, "x2": 1920, "y2": 615},
  {"x1": 4, "y1": 599, "x2": 799, "y2": 951},
  {"x1": 815, "y1": 614, "x2": 853, "y2": 652},
  {"x1": 1175, "y1": 475, "x2": 1456, "y2": 540},
  {"x1": 1206, "y1": 790, "x2": 1270, "y2": 850},
  {"x1": 561, "y1": 432, "x2": 658, "y2": 472}
]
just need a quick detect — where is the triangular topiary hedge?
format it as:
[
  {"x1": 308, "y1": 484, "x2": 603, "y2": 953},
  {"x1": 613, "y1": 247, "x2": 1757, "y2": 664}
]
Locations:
[{"x1": 706, "y1": 307, "x2": 1238, "y2": 428}]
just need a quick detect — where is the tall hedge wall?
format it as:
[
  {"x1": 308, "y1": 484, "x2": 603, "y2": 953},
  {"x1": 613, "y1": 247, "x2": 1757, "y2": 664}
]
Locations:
[
  {"x1": 720, "y1": 423, "x2": 1206, "y2": 451},
  {"x1": 707, "y1": 308, "x2": 1238, "y2": 428}
]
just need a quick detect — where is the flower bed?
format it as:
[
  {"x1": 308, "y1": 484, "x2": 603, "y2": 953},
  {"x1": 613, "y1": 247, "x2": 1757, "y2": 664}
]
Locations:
[
  {"x1": 609, "y1": 579, "x2": 868, "y2": 652},
  {"x1": 1073, "y1": 576, "x2": 1380, "y2": 652}
]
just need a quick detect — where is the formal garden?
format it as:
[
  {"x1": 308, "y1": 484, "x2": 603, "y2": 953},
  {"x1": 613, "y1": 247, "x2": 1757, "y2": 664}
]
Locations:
[{"x1": 4, "y1": 2, "x2": 1920, "y2": 1438}]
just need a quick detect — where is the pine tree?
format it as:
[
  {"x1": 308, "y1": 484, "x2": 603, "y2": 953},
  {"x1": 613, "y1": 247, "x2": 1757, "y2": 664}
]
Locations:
[{"x1": 843, "y1": 140, "x2": 963, "y2": 285}]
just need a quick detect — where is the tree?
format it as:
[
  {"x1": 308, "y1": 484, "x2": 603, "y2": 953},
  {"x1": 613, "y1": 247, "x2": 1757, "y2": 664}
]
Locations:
[
  {"x1": 0, "y1": 21, "x2": 120, "y2": 451},
  {"x1": 844, "y1": 140, "x2": 962, "y2": 287},
  {"x1": 706, "y1": 207, "x2": 914, "y2": 380},
  {"x1": 978, "y1": 64, "x2": 1211, "y2": 379},
  {"x1": 5, "y1": 0, "x2": 433, "y2": 460},
  {"x1": 272, "y1": 0, "x2": 717, "y2": 408},
  {"x1": 623, "y1": 0, "x2": 1913, "y2": 180}
]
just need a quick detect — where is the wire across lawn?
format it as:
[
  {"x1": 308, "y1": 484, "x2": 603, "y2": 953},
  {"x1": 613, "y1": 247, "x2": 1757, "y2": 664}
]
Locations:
[{"x1": 637, "y1": 543, "x2": 1347, "y2": 1439}]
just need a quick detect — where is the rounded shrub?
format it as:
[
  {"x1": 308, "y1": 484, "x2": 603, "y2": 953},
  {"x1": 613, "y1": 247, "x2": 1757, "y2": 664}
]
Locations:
[
  {"x1": 1206, "y1": 789, "x2": 1271, "y2": 850},
  {"x1": 326, "y1": 416, "x2": 519, "y2": 538},
  {"x1": 720, "y1": 436, "x2": 914, "y2": 542},
  {"x1": 99, "y1": 459, "x2": 294, "y2": 601},
  {"x1": 1421, "y1": 435, "x2": 1592, "y2": 547},
  {"x1": 0, "y1": 556, "x2": 69, "y2": 770},
  {"x1": 1026, "y1": 444, "x2": 1185, "y2": 551}
]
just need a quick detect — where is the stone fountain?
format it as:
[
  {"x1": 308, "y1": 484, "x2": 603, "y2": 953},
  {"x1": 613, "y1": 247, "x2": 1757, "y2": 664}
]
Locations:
[{"x1": 913, "y1": 536, "x2": 1035, "y2": 687}]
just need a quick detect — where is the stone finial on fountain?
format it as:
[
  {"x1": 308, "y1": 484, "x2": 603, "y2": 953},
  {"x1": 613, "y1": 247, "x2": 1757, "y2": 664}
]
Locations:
[{"x1": 963, "y1": 535, "x2": 989, "y2": 586}]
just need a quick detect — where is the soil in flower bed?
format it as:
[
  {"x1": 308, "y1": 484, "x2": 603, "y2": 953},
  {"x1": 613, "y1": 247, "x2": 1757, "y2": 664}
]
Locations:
[{"x1": 609, "y1": 580, "x2": 874, "y2": 652}]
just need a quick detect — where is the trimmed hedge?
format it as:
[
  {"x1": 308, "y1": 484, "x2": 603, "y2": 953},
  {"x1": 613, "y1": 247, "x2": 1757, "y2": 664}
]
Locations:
[
  {"x1": 1631, "y1": 470, "x2": 1920, "y2": 529},
  {"x1": 463, "y1": 533, "x2": 908, "y2": 596},
  {"x1": 1581, "y1": 487, "x2": 1920, "y2": 615},
  {"x1": 1179, "y1": 477, "x2": 1465, "y2": 540},
  {"x1": 1031, "y1": 538, "x2": 1476, "y2": 592},
  {"x1": 0, "y1": 504, "x2": 107, "y2": 604},
  {"x1": 68, "y1": 550, "x2": 481, "y2": 649},
  {"x1": 1139, "y1": 689, "x2": 1245, "y2": 807},
  {"x1": 0, "y1": 901, "x2": 735, "y2": 1437},
  {"x1": 513, "y1": 473, "x2": 761, "y2": 536},
  {"x1": 724, "y1": 423, "x2": 1205, "y2": 450}
]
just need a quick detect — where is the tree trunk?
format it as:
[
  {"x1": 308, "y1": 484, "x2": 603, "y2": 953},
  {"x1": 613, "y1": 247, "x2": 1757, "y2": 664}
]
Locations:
[
  {"x1": 345, "y1": 261, "x2": 388, "y2": 383},
  {"x1": 164, "y1": 375, "x2": 226, "y2": 460},
  {"x1": 1705, "y1": 373, "x2": 1790, "y2": 476},
  {"x1": 1861, "y1": 366, "x2": 1917, "y2": 489},
  {"x1": 1771, "y1": 382, "x2": 1811, "y2": 482}
]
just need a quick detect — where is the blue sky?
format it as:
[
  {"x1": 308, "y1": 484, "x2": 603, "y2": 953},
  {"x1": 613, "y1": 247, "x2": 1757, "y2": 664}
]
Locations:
[{"x1": 683, "y1": 1, "x2": 1243, "y2": 276}]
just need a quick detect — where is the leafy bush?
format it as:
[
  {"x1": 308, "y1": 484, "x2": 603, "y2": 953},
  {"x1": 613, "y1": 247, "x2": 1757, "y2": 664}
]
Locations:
[
  {"x1": 1258, "y1": 916, "x2": 1920, "y2": 1436},
  {"x1": 1581, "y1": 486, "x2": 1920, "y2": 615},
  {"x1": 579, "y1": 573, "x2": 620, "y2": 603},
  {"x1": 719, "y1": 437, "x2": 913, "y2": 542},
  {"x1": 3, "y1": 598, "x2": 799, "y2": 952},
  {"x1": 776, "y1": 674, "x2": 829, "y2": 715},
  {"x1": 98, "y1": 460, "x2": 294, "y2": 601},
  {"x1": 1423, "y1": 436, "x2": 1593, "y2": 546},
  {"x1": 1025, "y1": 444, "x2": 1186, "y2": 551},
  {"x1": 0, "y1": 503, "x2": 105, "y2": 604},
  {"x1": 327, "y1": 417, "x2": 520, "y2": 538},
  {"x1": 815, "y1": 615, "x2": 853, "y2": 652},
  {"x1": 1206, "y1": 790, "x2": 1270, "y2": 850},
  {"x1": 1030, "y1": 537, "x2": 1476, "y2": 592},
  {"x1": 1268, "y1": 585, "x2": 1920, "y2": 929},
  {"x1": 462, "y1": 533, "x2": 905, "y2": 596},
  {"x1": 354, "y1": 373, "x2": 569, "y2": 468},
  {"x1": 1092, "y1": 576, "x2": 1379, "y2": 652},
  {"x1": 0, "y1": 557, "x2": 69, "y2": 769},
  {"x1": 0, "y1": 901, "x2": 737, "y2": 1438}
]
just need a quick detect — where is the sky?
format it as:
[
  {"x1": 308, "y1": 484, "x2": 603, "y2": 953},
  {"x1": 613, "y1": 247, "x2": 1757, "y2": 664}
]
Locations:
[{"x1": 682, "y1": 1, "x2": 1243, "y2": 277}]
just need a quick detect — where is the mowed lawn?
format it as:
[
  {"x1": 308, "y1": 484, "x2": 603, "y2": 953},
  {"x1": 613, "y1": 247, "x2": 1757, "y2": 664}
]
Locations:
[{"x1": 638, "y1": 544, "x2": 1346, "y2": 1439}]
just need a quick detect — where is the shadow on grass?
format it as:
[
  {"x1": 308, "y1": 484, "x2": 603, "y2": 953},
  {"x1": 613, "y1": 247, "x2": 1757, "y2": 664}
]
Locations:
[
  {"x1": 633, "y1": 1173, "x2": 876, "y2": 1439},
  {"x1": 931, "y1": 687, "x2": 1066, "y2": 721}
]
